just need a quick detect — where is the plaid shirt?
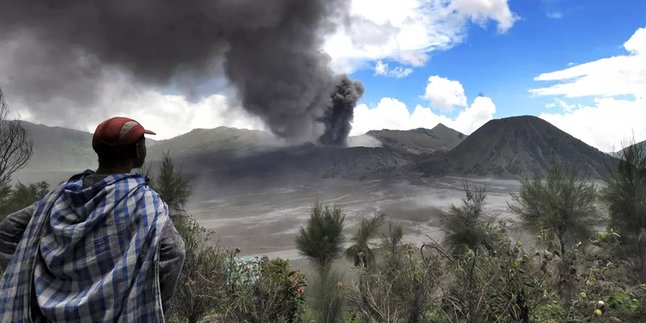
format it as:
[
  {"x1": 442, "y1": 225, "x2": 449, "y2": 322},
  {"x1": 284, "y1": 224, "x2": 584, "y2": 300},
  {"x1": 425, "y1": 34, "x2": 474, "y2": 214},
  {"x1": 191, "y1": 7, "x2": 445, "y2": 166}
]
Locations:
[{"x1": 0, "y1": 171, "x2": 170, "y2": 322}]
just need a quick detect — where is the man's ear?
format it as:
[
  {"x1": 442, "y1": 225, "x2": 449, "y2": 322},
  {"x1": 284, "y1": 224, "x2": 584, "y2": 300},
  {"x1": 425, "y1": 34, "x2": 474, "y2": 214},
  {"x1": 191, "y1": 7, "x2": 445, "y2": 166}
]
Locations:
[{"x1": 135, "y1": 140, "x2": 145, "y2": 159}]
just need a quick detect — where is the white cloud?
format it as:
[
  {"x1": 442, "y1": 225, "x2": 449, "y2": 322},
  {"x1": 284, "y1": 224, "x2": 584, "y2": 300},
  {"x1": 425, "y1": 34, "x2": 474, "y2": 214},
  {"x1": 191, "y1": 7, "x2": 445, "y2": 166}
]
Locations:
[
  {"x1": 324, "y1": 0, "x2": 518, "y2": 73},
  {"x1": 530, "y1": 27, "x2": 646, "y2": 99},
  {"x1": 8, "y1": 72, "x2": 267, "y2": 140},
  {"x1": 374, "y1": 60, "x2": 414, "y2": 78},
  {"x1": 451, "y1": 0, "x2": 518, "y2": 32},
  {"x1": 540, "y1": 97, "x2": 646, "y2": 153},
  {"x1": 351, "y1": 95, "x2": 495, "y2": 136},
  {"x1": 105, "y1": 92, "x2": 267, "y2": 140},
  {"x1": 547, "y1": 98, "x2": 582, "y2": 113},
  {"x1": 531, "y1": 27, "x2": 646, "y2": 152},
  {"x1": 546, "y1": 11, "x2": 563, "y2": 19},
  {"x1": 423, "y1": 76, "x2": 468, "y2": 111}
]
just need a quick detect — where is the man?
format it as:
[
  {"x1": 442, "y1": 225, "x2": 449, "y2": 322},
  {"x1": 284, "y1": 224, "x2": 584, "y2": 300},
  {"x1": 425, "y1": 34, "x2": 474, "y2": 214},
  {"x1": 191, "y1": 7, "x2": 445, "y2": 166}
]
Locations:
[{"x1": 0, "y1": 117, "x2": 185, "y2": 322}]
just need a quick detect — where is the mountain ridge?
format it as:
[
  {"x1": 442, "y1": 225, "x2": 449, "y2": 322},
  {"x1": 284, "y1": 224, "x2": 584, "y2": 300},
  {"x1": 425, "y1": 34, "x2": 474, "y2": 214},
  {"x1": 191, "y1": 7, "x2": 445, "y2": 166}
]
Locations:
[
  {"x1": 367, "y1": 124, "x2": 466, "y2": 155},
  {"x1": 11, "y1": 117, "x2": 617, "y2": 186},
  {"x1": 418, "y1": 115, "x2": 615, "y2": 178}
]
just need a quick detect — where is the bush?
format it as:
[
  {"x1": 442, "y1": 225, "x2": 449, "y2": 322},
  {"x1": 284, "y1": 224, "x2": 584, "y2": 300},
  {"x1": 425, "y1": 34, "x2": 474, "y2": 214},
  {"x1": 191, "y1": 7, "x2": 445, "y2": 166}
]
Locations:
[
  {"x1": 224, "y1": 257, "x2": 307, "y2": 323},
  {"x1": 168, "y1": 217, "x2": 232, "y2": 323},
  {"x1": 0, "y1": 181, "x2": 49, "y2": 219},
  {"x1": 347, "y1": 240, "x2": 442, "y2": 323}
]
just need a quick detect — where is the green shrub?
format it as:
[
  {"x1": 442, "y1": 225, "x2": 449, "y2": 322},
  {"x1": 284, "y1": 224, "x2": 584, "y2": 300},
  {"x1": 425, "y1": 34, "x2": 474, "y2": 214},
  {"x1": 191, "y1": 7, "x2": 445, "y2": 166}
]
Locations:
[{"x1": 225, "y1": 257, "x2": 307, "y2": 323}]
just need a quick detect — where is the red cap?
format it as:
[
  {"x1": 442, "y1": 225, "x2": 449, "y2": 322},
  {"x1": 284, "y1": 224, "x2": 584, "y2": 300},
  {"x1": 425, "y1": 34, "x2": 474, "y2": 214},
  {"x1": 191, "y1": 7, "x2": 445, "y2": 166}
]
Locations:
[{"x1": 92, "y1": 117, "x2": 156, "y2": 151}]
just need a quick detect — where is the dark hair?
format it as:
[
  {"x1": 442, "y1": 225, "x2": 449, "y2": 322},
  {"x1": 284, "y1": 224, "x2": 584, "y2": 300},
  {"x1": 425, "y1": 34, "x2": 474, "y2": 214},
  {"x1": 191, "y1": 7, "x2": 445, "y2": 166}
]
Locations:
[{"x1": 95, "y1": 137, "x2": 144, "y2": 167}]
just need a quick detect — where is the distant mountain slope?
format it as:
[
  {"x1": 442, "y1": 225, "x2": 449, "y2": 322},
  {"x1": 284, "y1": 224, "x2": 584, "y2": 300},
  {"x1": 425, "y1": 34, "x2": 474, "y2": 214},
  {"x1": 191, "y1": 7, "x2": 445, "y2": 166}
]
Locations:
[
  {"x1": 176, "y1": 143, "x2": 412, "y2": 193},
  {"x1": 615, "y1": 140, "x2": 646, "y2": 158},
  {"x1": 419, "y1": 116, "x2": 616, "y2": 178},
  {"x1": 367, "y1": 123, "x2": 466, "y2": 155},
  {"x1": 147, "y1": 126, "x2": 281, "y2": 161},
  {"x1": 21, "y1": 122, "x2": 96, "y2": 170},
  {"x1": 16, "y1": 117, "x2": 617, "y2": 185}
]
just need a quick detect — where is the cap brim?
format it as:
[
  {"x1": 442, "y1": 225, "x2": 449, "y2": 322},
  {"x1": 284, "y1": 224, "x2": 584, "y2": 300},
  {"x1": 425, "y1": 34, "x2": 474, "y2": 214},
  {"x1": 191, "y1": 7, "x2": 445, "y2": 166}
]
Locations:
[{"x1": 144, "y1": 129, "x2": 156, "y2": 135}]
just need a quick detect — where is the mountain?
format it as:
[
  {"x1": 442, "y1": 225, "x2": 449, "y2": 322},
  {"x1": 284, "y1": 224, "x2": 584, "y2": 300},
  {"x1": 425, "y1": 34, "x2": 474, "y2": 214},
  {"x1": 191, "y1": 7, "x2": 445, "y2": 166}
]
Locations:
[
  {"x1": 418, "y1": 116, "x2": 616, "y2": 178},
  {"x1": 21, "y1": 122, "x2": 96, "y2": 171},
  {"x1": 614, "y1": 140, "x2": 646, "y2": 158},
  {"x1": 367, "y1": 123, "x2": 466, "y2": 155},
  {"x1": 147, "y1": 126, "x2": 281, "y2": 161},
  {"x1": 13, "y1": 116, "x2": 618, "y2": 185}
]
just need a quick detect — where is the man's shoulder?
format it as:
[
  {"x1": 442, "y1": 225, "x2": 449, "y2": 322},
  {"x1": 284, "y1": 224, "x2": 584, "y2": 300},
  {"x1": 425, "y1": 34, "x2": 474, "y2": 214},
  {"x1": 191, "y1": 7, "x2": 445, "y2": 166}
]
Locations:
[
  {"x1": 139, "y1": 184, "x2": 162, "y2": 199},
  {"x1": 137, "y1": 185, "x2": 169, "y2": 213}
]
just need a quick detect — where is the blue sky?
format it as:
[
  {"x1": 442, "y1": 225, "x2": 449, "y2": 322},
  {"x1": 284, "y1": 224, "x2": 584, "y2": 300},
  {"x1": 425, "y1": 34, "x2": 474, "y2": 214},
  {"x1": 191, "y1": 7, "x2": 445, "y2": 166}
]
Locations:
[
  {"x1": 355, "y1": 0, "x2": 644, "y2": 115},
  {"x1": 336, "y1": 0, "x2": 646, "y2": 152}
]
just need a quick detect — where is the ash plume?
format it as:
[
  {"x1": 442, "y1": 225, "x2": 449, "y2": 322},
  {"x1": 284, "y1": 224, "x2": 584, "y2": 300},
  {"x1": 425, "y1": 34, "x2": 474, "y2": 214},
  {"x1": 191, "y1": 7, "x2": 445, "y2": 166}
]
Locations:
[
  {"x1": 0, "y1": 0, "x2": 362, "y2": 145},
  {"x1": 319, "y1": 76, "x2": 365, "y2": 146}
]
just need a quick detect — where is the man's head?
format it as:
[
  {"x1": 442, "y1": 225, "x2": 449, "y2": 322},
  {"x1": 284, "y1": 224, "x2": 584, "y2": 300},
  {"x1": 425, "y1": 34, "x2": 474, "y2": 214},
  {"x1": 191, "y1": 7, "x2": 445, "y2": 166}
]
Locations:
[{"x1": 92, "y1": 117, "x2": 156, "y2": 172}]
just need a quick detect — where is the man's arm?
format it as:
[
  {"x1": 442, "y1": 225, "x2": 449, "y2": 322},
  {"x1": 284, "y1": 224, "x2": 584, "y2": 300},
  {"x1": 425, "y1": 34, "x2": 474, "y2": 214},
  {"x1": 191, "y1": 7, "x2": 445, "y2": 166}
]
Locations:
[
  {"x1": 0, "y1": 203, "x2": 36, "y2": 267},
  {"x1": 159, "y1": 219, "x2": 186, "y2": 313}
]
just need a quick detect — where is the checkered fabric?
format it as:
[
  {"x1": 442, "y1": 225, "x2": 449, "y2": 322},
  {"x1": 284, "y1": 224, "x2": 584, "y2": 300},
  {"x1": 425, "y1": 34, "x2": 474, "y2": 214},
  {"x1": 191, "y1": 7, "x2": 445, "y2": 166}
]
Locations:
[{"x1": 0, "y1": 171, "x2": 169, "y2": 322}]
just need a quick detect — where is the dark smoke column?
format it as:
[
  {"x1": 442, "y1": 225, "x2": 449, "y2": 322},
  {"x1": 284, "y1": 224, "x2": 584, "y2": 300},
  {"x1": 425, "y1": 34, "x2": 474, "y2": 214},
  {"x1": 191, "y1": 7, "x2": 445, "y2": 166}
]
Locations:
[
  {"x1": 0, "y1": 0, "x2": 364, "y2": 144},
  {"x1": 223, "y1": 0, "x2": 363, "y2": 145},
  {"x1": 318, "y1": 76, "x2": 364, "y2": 146}
]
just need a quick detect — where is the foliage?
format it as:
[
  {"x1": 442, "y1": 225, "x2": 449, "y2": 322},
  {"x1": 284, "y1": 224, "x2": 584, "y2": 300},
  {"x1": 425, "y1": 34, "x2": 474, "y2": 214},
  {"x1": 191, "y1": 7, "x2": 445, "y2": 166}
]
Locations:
[
  {"x1": 347, "y1": 238, "x2": 442, "y2": 323},
  {"x1": 169, "y1": 217, "x2": 232, "y2": 323},
  {"x1": 0, "y1": 181, "x2": 49, "y2": 219},
  {"x1": 440, "y1": 184, "x2": 495, "y2": 256},
  {"x1": 0, "y1": 87, "x2": 33, "y2": 187},
  {"x1": 510, "y1": 165, "x2": 598, "y2": 256},
  {"x1": 603, "y1": 138, "x2": 646, "y2": 278},
  {"x1": 296, "y1": 201, "x2": 346, "y2": 271},
  {"x1": 305, "y1": 270, "x2": 346, "y2": 323},
  {"x1": 155, "y1": 151, "x2": 192, "y2": 218},
  {"x1": 150, "y1": 154, "x2": 228, "y2": 323},
  {"x1": 434, "y1": 222, "x2": 554, "y2": 323},
  {"x1": 296, "y1": 201, "x2": 346, "y2": 323},
  {"x1": 345, "y1": 213, "x2": 385, "y2": 269},
  {"x1": 224, "y1": 257, "x2": 307, "y2": 323},
  {"x1": 605, "y1": 139, "x2": 646, "y2": 239},
  {"x1": 555, "y1": 229, "x2": 646, "y2": 322}
]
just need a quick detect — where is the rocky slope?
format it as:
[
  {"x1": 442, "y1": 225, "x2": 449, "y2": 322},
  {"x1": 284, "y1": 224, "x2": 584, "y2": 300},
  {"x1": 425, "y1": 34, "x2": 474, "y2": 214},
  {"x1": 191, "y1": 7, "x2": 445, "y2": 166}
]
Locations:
[
  {"x1": 418, "y1": 116, "x2": 616, "y2": 178},
  {"x1": 367, "y1": 123, "x2": 466, "y2": 155}
]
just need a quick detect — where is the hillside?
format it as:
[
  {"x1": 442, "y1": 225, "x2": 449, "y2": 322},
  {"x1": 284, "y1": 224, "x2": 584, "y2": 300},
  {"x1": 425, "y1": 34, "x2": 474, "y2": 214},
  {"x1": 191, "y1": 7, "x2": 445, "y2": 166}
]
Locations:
[
  {"x1": 21, "y1": 122, "x2": 96, "y2": 170},
  {"x1": 367, "y1": 123, "x2": 465, "y2": 155},
  {"x1": 147, "y1": 126, "x2": 282, "y2": 161},
  {"x1": 615, "y1": 140, "x2": 646, "y2": 158},
  {"x1": 14, "y1": 117, "x2": 619, "y2": 184},
  {"x1": 418, "y1": 116, "x2": 616, "y2": 178}
]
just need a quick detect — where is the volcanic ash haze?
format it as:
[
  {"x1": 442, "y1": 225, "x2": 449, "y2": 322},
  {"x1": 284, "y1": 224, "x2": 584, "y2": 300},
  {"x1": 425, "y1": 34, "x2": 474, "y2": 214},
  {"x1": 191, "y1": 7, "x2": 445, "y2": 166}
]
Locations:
[{"x1": 0, "y1": 0, "x2": 363, "y2": 144}]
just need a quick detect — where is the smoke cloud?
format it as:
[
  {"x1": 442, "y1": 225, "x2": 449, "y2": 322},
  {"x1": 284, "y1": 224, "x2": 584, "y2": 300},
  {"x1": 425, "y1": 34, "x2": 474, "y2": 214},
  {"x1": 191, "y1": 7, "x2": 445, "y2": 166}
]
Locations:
[
  {"x1": 0, "y1": 0, "x2": 363, "y2": 145},
  {"x1": 319, "y1": 76, "x2": 365, "y2": 145}
]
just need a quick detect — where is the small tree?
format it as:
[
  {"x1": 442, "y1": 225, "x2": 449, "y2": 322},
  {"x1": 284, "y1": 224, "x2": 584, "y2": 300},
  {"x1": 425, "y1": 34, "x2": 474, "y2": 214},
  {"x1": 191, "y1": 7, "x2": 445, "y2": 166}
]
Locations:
[
  {"x1": 603, "y1": 139, "x2": 646, "y2": 278},
  {"x1": 440, "y1": 184, "x2": 494, "y2": 256},
  {"x1": 295, "y1": 202, "x2": 345, "y2": 272},
  {"x1": 155, "y1": 152, "x2": 192, "y2": 218},
  {"x1": 0, "y1": 88, "x2": 32, "y2": 189},
  {"x1": 151, "y1": 154, "x2": 229, "y2": 323},
  {"x1": 510, "y1": 165, "x2": 597, "y2": 301},
  {"x1": 345, "y1": 213, "x2": 385, "y2": 269},
  {"x1": 295, "y1": 201, "x2": 346, "y2": 323},
  {"x1": 0, "y1": 181, "x2": 49, "y2": 219},
  {"x1": 510, "y1": 166, "x2": 597, "y2": 257}
]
